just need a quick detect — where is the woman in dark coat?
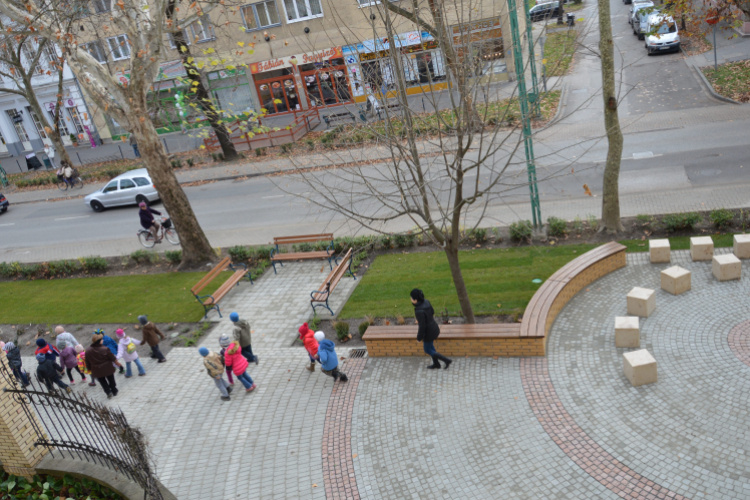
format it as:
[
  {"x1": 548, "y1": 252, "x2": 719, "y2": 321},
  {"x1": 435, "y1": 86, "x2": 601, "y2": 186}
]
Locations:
[
  {"x1": 411, "y1": 289, "x2": 452, "y2": 370},
  {"x1": 85, "y1": 333, "x2": 122, "y2": 399}
]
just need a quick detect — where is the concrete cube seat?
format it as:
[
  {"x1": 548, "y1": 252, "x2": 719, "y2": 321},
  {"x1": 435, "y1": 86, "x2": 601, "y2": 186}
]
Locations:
[
  {"x1": 627, "y1": 287, "x2": 656, "y2": 318},
  {"x1": 690, "y1": 236, "x2": 714, "y2": 261},
  {"x1": 734, "y1": 234, "x2": 750, "y2": 259},
  {"x1": 712, "y1": 254, "x2": 741, "y2": 281},
  {"x1": 623, "y1": 349, "x2": 658, "y2": 387},
  {"x1": 649, "y1": 239, "x2": 670, "y2": 263},
  {"x1": 660, "y1": 265, "x2": 691, "y2": 295},
  {"x1": 615, "y1": 316, "x2": 640, "y2": 348}
]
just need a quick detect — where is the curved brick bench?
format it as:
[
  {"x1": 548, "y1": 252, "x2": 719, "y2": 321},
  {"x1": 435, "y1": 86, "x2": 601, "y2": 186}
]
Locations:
[{"x1": 363, "y1": 241, "x2": 627, "y2": 357}]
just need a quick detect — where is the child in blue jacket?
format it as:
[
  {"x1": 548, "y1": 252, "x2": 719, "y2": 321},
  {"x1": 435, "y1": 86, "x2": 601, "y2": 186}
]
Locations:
[
  {"x1": 99, "y1": 330, "x2": 125, "y2": 375},
  {"x1": 313, "y1": 332, "x2": 348, "y2": 382}
]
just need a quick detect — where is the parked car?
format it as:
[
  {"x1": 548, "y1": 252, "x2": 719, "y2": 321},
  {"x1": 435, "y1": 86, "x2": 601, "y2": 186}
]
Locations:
[
  {"x1": 634, "y1": 7, "x2": 659, "y2": 39},
  {"x1": 645, "y1": 15, "x2": 680, "y2": 54},
  {"x1": 629, "y1": 0, "x2": 653, "y2": 23},
  {"x1": 0, "y1": 193, "x2": 8, "y2": 213},
  {"x1": 529, "y1": 2, "x2": 560, "y2": 22},
  {"x1": 84, "y1": 168, "x2": 160, "y2": 212}
]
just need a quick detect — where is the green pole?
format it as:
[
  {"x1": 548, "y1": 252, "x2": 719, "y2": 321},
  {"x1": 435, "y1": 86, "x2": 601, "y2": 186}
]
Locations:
[
  {"x1": 508, "y1": 0, "x2": 542, "y2": 228},
  {"x1": 521, "y1": 0, "x2": 541, "y2": 116},
  {"x1": 0, "y1": 165, "x2": 7, "y2": 188}
]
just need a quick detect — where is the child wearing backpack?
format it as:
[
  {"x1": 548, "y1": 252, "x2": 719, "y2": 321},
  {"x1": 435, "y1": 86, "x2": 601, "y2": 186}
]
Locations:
[
  {"x1": 115, "y1": 329, "x2": 146, "y2": 378},
  {"x1": 59, "y1": 341, "x2": 87, "y2": 384},
  {"x1": 314, "y1": 332, "x2": 348, "y2": 382},
  {"x1": 75, "y1": 345, "x2": 97, "y2": 386}
]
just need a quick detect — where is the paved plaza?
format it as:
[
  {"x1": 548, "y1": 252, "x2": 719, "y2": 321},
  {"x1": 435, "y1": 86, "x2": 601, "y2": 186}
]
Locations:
[{"x1": 22, "y1": 250, "x2": 750, "y2": 499}]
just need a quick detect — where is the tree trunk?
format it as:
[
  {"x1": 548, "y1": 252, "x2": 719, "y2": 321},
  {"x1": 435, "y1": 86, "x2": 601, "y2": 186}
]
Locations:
[
  {"x1": 598, "y1": 0, "x2": 625, "y2": 233},
  {"x1": 22, "y1": 76, "x2": 73, "y2": 167},
  {"x1": 130, "y1": 100, "x2": 216, "y2": 269},
  {"x1": 443, "y1": 239, "x2": 475, "y2": 323}
]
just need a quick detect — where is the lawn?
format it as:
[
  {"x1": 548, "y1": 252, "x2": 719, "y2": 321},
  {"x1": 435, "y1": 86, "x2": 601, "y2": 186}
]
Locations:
[
  {"x1": 702, "y1": 59, "x2": 750, "y2": 103},
  {"x1": 0, "y1": 271, "x2": 232, "y2": 324},
  {"x1": 544, "y1": 29, "x2": 578, "y2": 77}
]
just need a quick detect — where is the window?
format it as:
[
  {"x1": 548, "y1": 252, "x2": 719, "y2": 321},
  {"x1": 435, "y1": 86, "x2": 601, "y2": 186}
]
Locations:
[
  {"x1": 242, "y1": 1, "x2": 281, "y2": 31},
  {"x1": 43, "y1": 42, "x2": 59, "y2": 70},
  {"x1": 119, "y1": 179, "x2": 136, "y2": 190},
  {"x1": 6, "y1": 109, "x2": 30, "y2": 143},
  {"x1": 133, "y1": 177, "x2": 150, "y2": 187},
  {"x1": 103, "y1": 180, "x2": 118, "y2": 193},
  {"x1": 188, "y1": 14, "x2": 215, "y2": 43},
  {"x1": 282, "y1": 0, "x2": 322, "y2": 22},
  {"x1": 92, "y1": 0, "x2": 110, "y2": 13},
  {"x1": 107, "y1": 35, "x2": 130, "y2": 61},
  {"x1": 67, "y1": 107, "x2": 84, "y2": 134},
  {"x1": 83, "y1": 41, "x2": 107, "y2": 63},
  {"x1": 27, "y1": 107, "x2": 48, "y2": 140},
  {"x1": 47, "y1": 108, "x2": 70, "y2": 136},
  {"x1": 20, "y1": 42, "x2": 37, "y2": 73},
  {"x1": 168, "y1": 29, "x2": 192, "y2": 49}
]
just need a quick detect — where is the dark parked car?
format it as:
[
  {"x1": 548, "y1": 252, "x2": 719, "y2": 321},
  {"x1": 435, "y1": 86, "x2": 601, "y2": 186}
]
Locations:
[
  {"x1": 0, "y1": 193, "x2": 8, "y2": 213},
  {"x1": 529, "y1": 1, "x2": 560, "y2": 21}
]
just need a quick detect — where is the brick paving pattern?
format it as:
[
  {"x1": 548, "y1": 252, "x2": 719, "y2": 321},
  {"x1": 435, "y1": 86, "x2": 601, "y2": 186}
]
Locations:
[{"x1": 727, "y1": 320, "x2": 750, "y2": 368}]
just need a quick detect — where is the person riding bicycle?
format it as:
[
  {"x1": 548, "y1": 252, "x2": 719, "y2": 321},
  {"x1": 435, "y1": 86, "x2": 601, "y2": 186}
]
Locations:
[
  {"x1": 57, "y1": 161, "x2": 75, "y2": 186},
  {"x1": 139, "y1": 202, "x2": 162, "y2": 243}
]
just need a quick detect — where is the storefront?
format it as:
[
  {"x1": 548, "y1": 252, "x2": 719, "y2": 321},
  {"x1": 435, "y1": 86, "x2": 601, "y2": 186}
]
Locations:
[
  {"x1": 451, "y1": 17, "x2": 507, "y2": 81},
  {"x1": 208, "y1": 68, "x2": 255, "y2": 118},
  {"x1": 249, "y1": 47, "x2": 353, "y2": 115}
]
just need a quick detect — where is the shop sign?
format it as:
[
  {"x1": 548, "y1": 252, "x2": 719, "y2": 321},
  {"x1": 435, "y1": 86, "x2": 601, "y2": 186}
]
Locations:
[
  {"x1": 249, "y1": 47, "x2": 343, "y2": 74},
  {"x1": 208, "y1": 67, "x2": 247, "y2": 80},
  {"x1": 359, "y1": 49, "x2": 390, "y2": 62},
  {"x1": 10, "y1": 113, "x2": 23, "y2": 124},
  {"x1": 343, "y1": 31, "x2": 423, "y2": 57},
  {"x1": 451, "y1": 17, "x2": 502, "y2": 45},
  {"x1": 401, "y1": 40, "x2": 439, "y2": 54}
]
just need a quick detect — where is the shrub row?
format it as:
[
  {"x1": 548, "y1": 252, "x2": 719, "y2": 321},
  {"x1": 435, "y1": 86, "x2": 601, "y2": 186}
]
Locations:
[{"x1": 0, "y1": 256, "x2": 107, "y2": 280}]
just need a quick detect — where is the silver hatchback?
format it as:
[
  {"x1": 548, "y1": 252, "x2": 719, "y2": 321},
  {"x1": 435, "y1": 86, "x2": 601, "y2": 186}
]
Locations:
[{"x1": 84, "y1": 168, "x2": 160, "y2": 212}]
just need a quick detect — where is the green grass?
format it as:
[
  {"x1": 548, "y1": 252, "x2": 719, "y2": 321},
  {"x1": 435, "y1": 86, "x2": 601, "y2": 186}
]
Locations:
[
  {"x1": 702, "y1": 59, "x2": 750, "y2": 103},
  {"x1": 544, "y1": 29, "x2": 578, "y2": 77},
  {"x1": 0, "y1": 271, "x2": 233, "y2": 324},
  {"x1": 620, "y1": 233, "x2": 736, "y2": 253},
  {"x1": 339, "y1": 244, "x2": 596, "y2": 319}
]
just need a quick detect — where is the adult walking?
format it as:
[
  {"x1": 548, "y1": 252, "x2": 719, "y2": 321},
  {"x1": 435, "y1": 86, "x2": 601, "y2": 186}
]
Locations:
[
  {"x1": 411, "y1": 288, "x2": 452, "y2": 370},
  {"x1": 85, "y1": 332, "x2": 123, "y2": 399},
  {"x1": 129, "y1": 134, "x2": 140, "y2": 158},
  {"x1": 44, "y1": 144, "x2": 56, "y2": 170}
]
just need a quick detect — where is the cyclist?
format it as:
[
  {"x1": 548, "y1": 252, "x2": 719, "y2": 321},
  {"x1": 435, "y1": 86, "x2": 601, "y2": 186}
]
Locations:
[
  {"x1": 57, "y1": 161, "x2": 75, "y2": 186},
  {"x1": 138, "y1": 202, "x2": 162, "y2": 243}
]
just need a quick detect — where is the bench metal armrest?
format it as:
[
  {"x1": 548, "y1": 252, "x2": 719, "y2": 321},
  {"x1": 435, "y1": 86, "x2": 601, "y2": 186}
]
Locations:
[
  {"x1": 310, "y1": 289, "x2": 329, "y2": 301},
  {"x1": 228, "y1": 262, "x2": 247, "y2": 272},
  {"x1": 195, "y1": 294, "x2": 215, "y2": 304},
  {"x1": 325, "y1": 240, "x2": 335, "y2": 256}
]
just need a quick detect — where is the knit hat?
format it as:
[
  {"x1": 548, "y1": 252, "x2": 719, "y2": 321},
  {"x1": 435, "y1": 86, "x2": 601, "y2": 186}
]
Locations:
[
  {"x1": 139, "y1": 201, "x2": 147, "y2": 208},
  {"x1": 138, "y1": 315, "x2": 148, "y2": 325},
  {"x1": 75, "y1": 344, "x2": 84, "y2": 354},
  {"x1": 229, "y1": 312, "x2": 239, "y2": 323},
  {"x1": 298, "y1": 323, "x2": 309, "y2": 336},
  {"x1": 35, "y1": 353, "x2": 46, "y2": 363},
  {"x1": 91, "y1": 333, "x2": 104, "y2": 344},
  {"x1": 410, "y1": 288, "x2": 425, "y2": 303},
  {"x1": 36, "y1": 338, "x2": 47, "y2": 348},
  {"x1": 55, "y1": 326, "x2": 64, "y2": 334},
  {"x1": 313, "y1": 331, "x2": 325, "y2": 342},
  {"x1": 115, "y1": 329, "x2": 125, "y2": 337},
  {"x1": 198, "y1": 347, "x2": 209, "y2": 357},
  {"x1": 4, "y1": 342, "x2": 14, "y2": 352},
  {"x1": 218, "y1": 334, "x2": 231, "y2": 348}
]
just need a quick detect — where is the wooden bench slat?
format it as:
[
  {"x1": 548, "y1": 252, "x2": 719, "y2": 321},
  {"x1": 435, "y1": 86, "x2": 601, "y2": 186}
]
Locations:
[
  {"x1": 312, "y1": 248, "x2": 352, "y2": 299},
  {"x1": 191, "y1": 257, "x2": 231, "y2": 294},
  {"x1": 191, "y1": 258, "x2": 252, "y2": 318},
  {"x1": 273, "y1": 234, "x2": 334, "y2": 245},
  {"x1": 363, "y1": 323, "x2": 522, "y2": 340},
  {"x1": 271, "y1": 251, "x2": 333, "y2": 262}
]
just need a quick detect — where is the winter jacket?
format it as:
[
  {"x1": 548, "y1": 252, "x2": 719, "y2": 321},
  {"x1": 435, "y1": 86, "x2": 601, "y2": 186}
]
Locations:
[
  {"x1": 203, "y1": 352, "x2": 225, "y2": 379},
  {"x1": 139, "y1": 207, "x2": 161, "y2": 230},
  {"x1": 77, "y1": 352, "x2": 91, "y2": 375},
  {"x1": 36, "y1": 358, "x2": 60, "y2": 381},
  {"x1": 223, "y1": 342, "x2": 249, "y2": 376},
  {"x1": 35, "y1": 340, "x2": 59, "y2": 361},
  {"x1": 85, "y1": 344, "x2": 118, "y2": 379},
  {"x1": 102, "y1": 336, "x2": 119, "y2": 356},
  {"x1": 414, "y1": 299, "x2": 440, "y2": 343},
  {"x1": 233, "y1": 319, "x2": 252, "y2": 348},
  {"x1": 141, "y1": 322, "x2": 165, "y2": 347},
  {"x1": 4, "y1": 346, "x2": 23, "y2": 371},
  {"x1": 59, "y1": 346, "x2": 78, "y2": 370},
  {"x1": 302, "y1": 330, "x2": 318, "y2": 358},
  {"x1": 317, "y1": 339, "x2": 338, "y2": 371},
  {"x1": 117, "y1": 336, "x2": 141, "y2": 362},
  {"x1": 55, "y1": 332, "x2": 79, "y2": 351}
]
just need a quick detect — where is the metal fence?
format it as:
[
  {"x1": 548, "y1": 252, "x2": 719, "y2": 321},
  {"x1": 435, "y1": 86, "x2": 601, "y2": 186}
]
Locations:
[{"x1": 0, "y1": 360, "x2": 163, "y2": 500}]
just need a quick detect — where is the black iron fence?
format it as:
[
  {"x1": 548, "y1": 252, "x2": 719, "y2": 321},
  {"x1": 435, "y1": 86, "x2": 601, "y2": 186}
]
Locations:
[{"x1": 0, "y1": 359, "x2": 163, "y2": 500}]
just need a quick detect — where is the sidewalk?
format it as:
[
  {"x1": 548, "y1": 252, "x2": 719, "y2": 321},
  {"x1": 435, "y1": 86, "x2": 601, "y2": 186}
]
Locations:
[{"x1": 685, "y1": 24, "x2": 750, "y2": 68}]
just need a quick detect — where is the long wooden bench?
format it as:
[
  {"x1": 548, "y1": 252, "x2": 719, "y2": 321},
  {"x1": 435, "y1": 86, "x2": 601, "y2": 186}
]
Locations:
[
  {"x1": 270, "y1": 233, "x2": 336, "y2": 274},
  {"x1": 191, "y1": 256, "x2": 252, "y2": 319},
  {"x1": 310, "y1": 248, "x2": 355, "y2": 315},
  {"x1": 362, "y1": 241, "x2": 627, "y2": 357}
]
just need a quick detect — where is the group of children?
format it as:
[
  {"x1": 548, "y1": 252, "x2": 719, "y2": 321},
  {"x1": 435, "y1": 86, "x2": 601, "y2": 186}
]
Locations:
[{"x1": 199, "y1": 316, "x2": 348, "y2": 402}]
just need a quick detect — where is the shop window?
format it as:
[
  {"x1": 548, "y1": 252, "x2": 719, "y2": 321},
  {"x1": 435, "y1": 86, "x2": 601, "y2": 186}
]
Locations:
[
  {"x1": 92, "y1": 0, "x2": 111, "y2": 13},
  {"x1": 210, "y1": 73, "x2": 256, "y2": 116},
  {"x1": 242, "y1": 1, "x2": 281, "y2": 31},
  {"x1": 469, "y1": 39, "x2": 504, "y2": 76},
  {"x1": 26, "y1": 107, "x2": 48, "y2": 140},
  {"x1": 83, "y1": 41, "x2": 107, "y2": 63},
  {"x1": 282, "y1": 0, "x2": 323, "y2": 23},
  {"x1": 67, "y1": 107, "x2": 85, "y2": 134},
  {"x1": 107, "y1": 35, "x2": 130, "y2": 61},
  {"x1": 189, "y1": 14, "x2": 215, "y2": 43},
  {"x1": 47, "y1": 109, "x2": 70, "y2": 136}
]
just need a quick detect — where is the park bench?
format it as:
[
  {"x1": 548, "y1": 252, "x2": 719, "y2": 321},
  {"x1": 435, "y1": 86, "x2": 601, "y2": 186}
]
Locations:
[
  {"x1": 376, "y1": 102, "x2": 401, "y2": 120},
  {"x1": 323, "y1": 111, "x2": 356, "y2": 128},
  {"x1": 191, "y1": 256, "x2": 253, "y2": 319},
  {"x1": 270, "y1": 233, "x2": 336, "y2": 274},
  {"x1": 310, "y1": 248, "x2": 355, "y2": 315}
]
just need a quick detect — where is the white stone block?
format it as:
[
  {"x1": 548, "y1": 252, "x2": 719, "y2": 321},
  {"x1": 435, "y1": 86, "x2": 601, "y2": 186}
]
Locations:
[
  {"x1": 690, "y1": 236, "x2": 714, "y2": 261},
  {"x1": 733, "y1": 234, "x2": 750, "y2": 259},
  {"x1": 623, "y1": 349, "x2": 658, "y2": 387},
  {"x1": 615, "y1": 316, "x2": 640, "y2": 348},
  {"x1": 626, "y1": 287, "x2": 656, "y2": 318},
  {"x1": 649, "y1": 239, "x2": 670, "y2": 263},
  {"x1": 712, "y1": 254, "x2": 741, "y2": 281},
  {"x1": 660, "y1": 265, "x2": 691, "y2": 295}
]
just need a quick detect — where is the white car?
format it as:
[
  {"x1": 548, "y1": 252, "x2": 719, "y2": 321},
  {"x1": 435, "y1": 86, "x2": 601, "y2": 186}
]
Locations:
[
  {"x1": 629, "y1": 0, "x2": 654, "y2": 25},
  {"x1": 645, "y1": 15, "x2": 680, "y2": 55},
  {"x1": 634, "y1": 8, "x2": 659, "y2": 39},
  {"x1": 84, "y1": 168, "x2": 160, "y2": 212}
]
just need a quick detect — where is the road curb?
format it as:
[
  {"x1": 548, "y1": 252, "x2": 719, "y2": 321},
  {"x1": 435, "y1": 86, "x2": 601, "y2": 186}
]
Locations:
[
  {"x1": 690, "y1": 61, "x2": 742, "y2": 105},
  {"x1": 537, "y1": 81, "x2": 568, "y2": 132}
]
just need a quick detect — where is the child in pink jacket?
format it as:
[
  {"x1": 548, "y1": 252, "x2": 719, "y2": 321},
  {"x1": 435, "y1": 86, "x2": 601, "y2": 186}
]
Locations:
[{"x1": 223, "y1": 342, "x2": 256, "y2": 393}]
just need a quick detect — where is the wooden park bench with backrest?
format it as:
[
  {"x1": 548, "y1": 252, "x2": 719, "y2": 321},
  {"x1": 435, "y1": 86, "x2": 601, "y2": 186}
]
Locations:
[
  {"x1": 191, "y1": 256, "x2": 253, "y2": 319},
  {"x1": 270, "y1": 233, "x2": 336, "y2": 274},
  {"x1": 310, "y1": 248, "x2": 355, "y2": 315}
]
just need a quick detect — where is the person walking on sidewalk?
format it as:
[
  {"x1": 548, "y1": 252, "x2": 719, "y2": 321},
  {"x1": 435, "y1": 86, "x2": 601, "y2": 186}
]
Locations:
[
  {"x1": 224, "y1": 341, "x2": 257, "y2": 393},
  {"x1": 59, "y1": 341, "x2": 87, "y2": 385},
  {"x1": 36, "y1": 353, "x2": 71, "y2": 394},
  {"x1": 55, "y1": 326, "x2": 79, "y2": 352},
  {"x1": 218, "y1": 335, "x2": 235, "y2": 385},
  {"x1": 411, "y1": 289, "x2": 452, "y2": 370},
  {"x1": 199, "y1": 347, "x2": 233, "y2": 401},
  {"x1": 100, "y1": 330, "x2": 125, "y2": 375},
  {"x1": 298, "y1": 323, "x2": 319, "y2": 372},
  {"x1": 230, "y1": 312, "x2": 258, "y2": 365},
  {"x1": 86, "y1": 332, "x2": 123, "y2": 398},
  {"x1": 44, "y1": 144, "x2": 57, "y2": 170},
  {"x1": 75, "y1": 345, "x2": 97, "y2": 387},
  {"x1": 115, "y1": 329, "x2": 146, "y2": 378},
  {"x1": 129, "y1": 134, "x2": 140, "y2": 158},
  {"x1": 138, "y1": 316, "x2": 167, "y2": 363},
  {"x1": 3, "y1": 342, "x2": 29, "y2": 387},
  {"x1": 314, "y1": 331, "x2": 348, "y2": 382}
]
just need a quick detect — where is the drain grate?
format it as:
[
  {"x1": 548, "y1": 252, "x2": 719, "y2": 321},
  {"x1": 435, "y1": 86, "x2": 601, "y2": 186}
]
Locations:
[{"x1": 349, "y1": 349, "x2": 367, "y2": 359}]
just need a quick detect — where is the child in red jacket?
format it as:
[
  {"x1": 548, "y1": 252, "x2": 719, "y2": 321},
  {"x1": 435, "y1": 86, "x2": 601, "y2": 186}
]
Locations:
[
  {"x1": 224, "y1": 342, "x2": 257, "y2": 393},
  {"x1": 298, "y1": 323, "x2": 319, "y2": 372}
]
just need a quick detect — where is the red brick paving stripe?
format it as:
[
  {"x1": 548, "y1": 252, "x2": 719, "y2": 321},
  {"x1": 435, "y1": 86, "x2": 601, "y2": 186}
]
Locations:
[
  {"x1": 520, "y1": 358, "x2": 690, "y2": 500},
  {"x1": 728, "y1": 320, "x2": 750, "y2": 368},
  {"x1": 322, "y1": 358, "x2": 366, "y2": 500}
]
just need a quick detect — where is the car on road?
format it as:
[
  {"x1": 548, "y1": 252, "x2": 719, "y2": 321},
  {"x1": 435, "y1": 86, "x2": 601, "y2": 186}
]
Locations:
[
  {"x1": 0, "y1": 193, "x2": 8, "y2": 213},
  {"x1": 84, "y1": 168, "x2": 160, "y2": 212},
  {"x1": 645, "y1": 15, "x2": 680, "y2": 54},
  {"x1": 629, "y1": 0, "x2": 652, "y2": 22},
  {"x1": 529, "y1": 1, "x2": 560, "y2": 22},
  {"x1": 634, "y1": 7, "x2": 659, "y2": 39}
]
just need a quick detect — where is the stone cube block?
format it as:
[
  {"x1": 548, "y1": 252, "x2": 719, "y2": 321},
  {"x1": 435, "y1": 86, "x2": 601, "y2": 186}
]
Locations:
[
  {"x1": 690, "y1": 236, "x2": 714, "y2": 261},
  {"x1": 734, "y1": 234, "x2": 750, "y2": 259},
  {"x1": 649, "y1": 239, "x2": 670, "y2": 263},
  {"x1": 615, "y1": 316, "x2": 640, "y2": 348},
  {"x1": 623, "y1": 349, "x2": 658, "y2": 387},
  {"x1": 660, "y1": 265, "x2": 691, "y2": 295},
  {"x1": 626, "y1": 287, "x2": 656, "y2": 318},
  {"x1": 712, "y1": 254, "x2": 741, "y2": 281}
]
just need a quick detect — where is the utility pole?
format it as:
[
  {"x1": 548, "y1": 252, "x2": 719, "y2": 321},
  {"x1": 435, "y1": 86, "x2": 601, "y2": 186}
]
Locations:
[
  {"x1": 522, "y1": 0, "x2": 541, "y2": 116},
  {"x1": 508, "y1": 0, "x2": 542, "y2": 228}
]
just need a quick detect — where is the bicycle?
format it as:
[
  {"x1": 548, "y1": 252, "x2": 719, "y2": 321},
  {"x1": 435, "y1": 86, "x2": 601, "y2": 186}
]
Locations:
[
  {"x1": 57, "y1": 175, "x2": 84, "y2": 191},
  {"x1": 138, "y1": 217, "x2": 179, "y2": 248}
]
